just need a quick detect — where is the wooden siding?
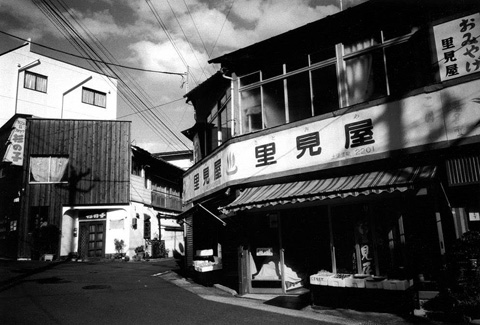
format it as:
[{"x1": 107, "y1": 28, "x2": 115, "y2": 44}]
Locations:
[
  {"x1": 130, "y1": 174, "x2": 151, "y2": 205},
  {"x1": 18, "y1": 119, "x2": 130, "y2": 257}
]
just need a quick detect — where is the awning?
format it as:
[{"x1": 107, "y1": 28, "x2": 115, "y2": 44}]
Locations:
[{"x1": 221, "y1": 166, "x2": 436, "y2": 213}]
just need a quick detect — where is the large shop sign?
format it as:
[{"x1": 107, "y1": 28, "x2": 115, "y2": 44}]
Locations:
[
  {"x1": 2, "y1": 118, "x2": 26, "y2": 166},
  {"x1": 434, "y1": 13, "x2": 480, "y2": 82},
  {"x1": 184, "y1": 76, "x2": 480, "y2": 205}
]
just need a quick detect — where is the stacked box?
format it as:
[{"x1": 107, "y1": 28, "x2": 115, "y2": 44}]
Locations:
[
  {"x1": 365, "y1": 279, "x2": 386, "y2": 289},
  {"x1": 383, "y1": 279, "x2": 412, "y2": 290},
  {"x1": 345, "y1": 276, "x2": 370, "y2": 288},
  {"x1": 310, "y1": 273, "x2": 334, "y2": 286},
  {"x1": 327, "y1": 274, "x2": 352, "y2": 287}
]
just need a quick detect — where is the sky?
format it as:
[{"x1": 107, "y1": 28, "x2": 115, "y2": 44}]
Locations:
[{"x1": 0, "y1": 0, "x2": 366, "y2": 154}]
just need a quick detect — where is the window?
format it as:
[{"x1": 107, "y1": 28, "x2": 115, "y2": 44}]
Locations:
[
  {"x1": 233, "y1": 27, "x2": 430, "y2": 135},
  {"x1": 82, "y1": 87, "x2": 106, "y2": 108},
  {"x1": 24, "y1": 71, "x2": 47, "y2": 93},
  {"x1": 144, "y1": 218, "x2": 151, "y2": 239},
  {"x1": 30, "y1": 156, "x2": 68, "y2": 183}
]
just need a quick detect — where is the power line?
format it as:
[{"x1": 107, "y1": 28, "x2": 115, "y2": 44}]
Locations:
[
  {"x1": 145, "y1": 0, "x2": 200, "y2": 87},
  {"x1": 166, "y1": 0, "x2": 210, "y2": 81},
  {"x1": 0, "y1": 30, "x2": 186, "y2": 76},
  {"x1": 32, "y1": 0, "x2": 191, "y2": 151}
]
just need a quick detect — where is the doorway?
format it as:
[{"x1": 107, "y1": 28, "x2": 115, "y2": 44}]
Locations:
[{"x1": 79, "y1": 221, "x2": 106, "y2": 258}]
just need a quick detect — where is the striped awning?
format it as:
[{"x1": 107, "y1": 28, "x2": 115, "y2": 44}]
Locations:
[{"x1": 221, "y1": 166, "x2": 436, "y2": 213}]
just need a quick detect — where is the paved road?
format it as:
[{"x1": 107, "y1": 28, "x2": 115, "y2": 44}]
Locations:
[{"x1": 0, "y1": 260, "x2": 331, "y2": 325}]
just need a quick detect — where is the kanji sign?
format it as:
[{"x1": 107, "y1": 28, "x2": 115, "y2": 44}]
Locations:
[{"x1": 434, "y1": 13, "x2": 480, "y2": 81}]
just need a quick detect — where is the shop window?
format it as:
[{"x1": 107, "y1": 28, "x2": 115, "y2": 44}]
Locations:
[
  {"x1": 287, "y1": 71, "x2": 312, "y2": 123},
  {"x1": 240, "y1": 87, "x2": 262, "y2": 133},
  {"x1": 233, "y1": 27, "x2": 430, "y2": 135},
  {"x1": 239, "y1": 71, "x2": 260, "y2": 87},
  {"x1": 219, "y1": 98, "x2": 232, "y2": 143},
  {"x1": 343, "y1": 38, "x2": 387, "y2": 106},
  {"x1": 24, "y1": 71, "x2": 47, "y2": 93},
  {"x1": 82, "y1": 87, "x2": 106, "y2": 108},
  {"x1": 311, "y1": 64, "x2": 339, "y2": 116},
  {"x1": 144, "y1": 218, "x2": 151, "y2": 239},
  {"x1": 29, "y1": 156, "x2": 68, "y2": 183},
  {"x1": 263, "y1": 80, "x2": 286, "y2": 128}
]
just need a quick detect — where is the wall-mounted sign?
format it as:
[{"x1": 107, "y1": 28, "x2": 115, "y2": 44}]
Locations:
[
  {"x1": 79, "y1": 210, "x2": 107, "y2": 220},
  {"x1": 434, "y1": 13, "x2": 480, "y2": 82},
  {"x1": 3, "y1": 118, "x2": 26, "y2": 166},
  {"x1": 183, "y1": 78, "x2": 480, "y2": 204}
]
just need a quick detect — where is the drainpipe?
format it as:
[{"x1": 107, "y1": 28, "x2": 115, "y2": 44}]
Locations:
[
  {"x1": 15, "y1": 59, "x2": 41, "y2": 114},
  {"x1": 62, "y1": 76, "x2": 93, "y2": 118}
]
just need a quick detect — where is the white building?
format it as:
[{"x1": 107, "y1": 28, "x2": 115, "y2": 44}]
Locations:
[{"x1": 0, "y1": 42, "x2": 117, "y2": 127}]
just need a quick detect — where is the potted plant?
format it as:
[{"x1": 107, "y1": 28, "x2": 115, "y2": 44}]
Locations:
[
  {"x1": 134, "y1": 245, "x2": 145, "y2": 261},
  {"x1": 114, "y1": 239, "x2": 125, "y2": 259}
]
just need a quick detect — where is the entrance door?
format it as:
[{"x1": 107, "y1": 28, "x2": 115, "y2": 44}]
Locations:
[
  {"x1": 79, "y1": 221, "x2": 106, "y2": 258},
  {"x1": 247, "y1": 213, "x2": 284, "y2": 294}
]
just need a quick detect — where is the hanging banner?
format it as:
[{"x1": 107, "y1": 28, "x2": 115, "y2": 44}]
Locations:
[{"x1": 3, "y1": 118, "x2": 26, "y2": 166}]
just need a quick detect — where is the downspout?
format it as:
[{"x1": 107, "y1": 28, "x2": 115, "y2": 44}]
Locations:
[
  {"x1": 62, "y1": 76, "x2": 93, "y2": 118},
  {"x1": 15, "y1": 59, "x2": 41, "y2": 114}
]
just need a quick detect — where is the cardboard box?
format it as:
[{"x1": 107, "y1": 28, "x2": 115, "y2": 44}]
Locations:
[
  {"x1": 365, "y1": 279, "x2": 385, "y2": 289},
  {"x1": 383, "y1": 279, "x2": 412, "y2": 290},
  {"x1": 327, "y1": 274, "x2": 352, "y2": 287},
  {"x1": 310, "y1": 274, "x2": 333, "y2": 286},
  {"x1": 345, "y1": 277, "x2": 369, "y2": 288}
]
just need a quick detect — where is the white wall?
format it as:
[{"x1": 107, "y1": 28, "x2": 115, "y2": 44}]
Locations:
[{"x1": 0, "y1": 44, "x2": 117, "y2": 127}]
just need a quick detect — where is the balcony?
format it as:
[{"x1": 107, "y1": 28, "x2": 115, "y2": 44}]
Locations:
[{"x1": 151, "y1": 191, "x2": 182, "y2": 212}]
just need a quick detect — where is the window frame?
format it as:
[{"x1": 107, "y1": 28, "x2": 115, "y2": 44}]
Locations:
[
  {"x1": 29, "y1": 156, "x2": 69, "y2": 184},
  {"x1": 24, "y1": 71, "x2": 48, "y2": 93},
  {"x1": 82, "y1": 87, "x2": 107, "y2": 108},
  {"x1": 235, "y1": 27, "x2": 420, "y2": 135}
]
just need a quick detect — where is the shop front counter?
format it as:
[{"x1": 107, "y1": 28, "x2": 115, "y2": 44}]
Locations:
[{"x1": 310, "y1": 273, "x2": 416, "y2": 314}]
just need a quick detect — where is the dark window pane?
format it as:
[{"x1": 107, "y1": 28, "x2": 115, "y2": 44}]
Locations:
[
  {"x1": 310, "y1": 47, "x2": 336, "y2": 64},
  {"x1": 263, "y1": 80, "x2": 286, "y2": 128},
  {"x1": 287, "y1": 72, "x2": 312, "y2": 122},
  {"x1": 311, "y1": 64, "x2": 339, "y2": 116}
]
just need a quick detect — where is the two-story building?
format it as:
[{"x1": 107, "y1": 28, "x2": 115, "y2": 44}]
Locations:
[
  {"x1": 0, "y1": 43, "x2": 185, "y2": 260},
  {"x1": 0, "y1": 116, "x2": 185, "y2": 260},
  {"x1": 0, "y1": 42, "x2": 117, "y2": 127},
  {"x1": 180, "y1": 0, "x2": 480, "y2": 310}
]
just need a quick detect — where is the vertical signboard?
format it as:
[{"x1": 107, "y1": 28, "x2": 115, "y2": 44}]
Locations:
[
  {"x1": 434, "y1": 13, "x2": 480, "y2": 81},
  {"x1": 3, "y1": 118, "x2": 26, "y2": 166}
]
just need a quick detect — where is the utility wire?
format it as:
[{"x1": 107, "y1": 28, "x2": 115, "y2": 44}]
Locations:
[
  {"x1": 166, "y1": 0, "x2": 210, "y2": 80},
  {"x1": 145, "y1": 0, "x2": 199, "y2": 87},
  {"x1": 0, "y1": 31, "x2": 185, "y2": 76},
  {"x1": 32, "y1": 0, "x2": 191, "y2": 151}
]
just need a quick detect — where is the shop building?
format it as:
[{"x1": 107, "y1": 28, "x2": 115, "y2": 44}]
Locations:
[
  {"x1": 180, "y1": 0, "x2": 480, "y2": 311},
  {"x1": 0, "y1": 116, "x2": 184, "y2": 260}
]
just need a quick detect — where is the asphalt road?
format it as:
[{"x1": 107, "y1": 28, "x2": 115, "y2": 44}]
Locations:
[{"x1": 0, "y1": 260, "x2": 330, "y2": 325}]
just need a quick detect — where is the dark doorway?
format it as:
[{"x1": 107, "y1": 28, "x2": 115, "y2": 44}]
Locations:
[{"x1": 79, "y1": 221, "x2": 106, "y2": 258}]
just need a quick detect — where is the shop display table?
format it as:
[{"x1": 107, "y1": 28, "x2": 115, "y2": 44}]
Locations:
[{"x1": 311, "y1": 284, "x2": 416, "y2": 314}]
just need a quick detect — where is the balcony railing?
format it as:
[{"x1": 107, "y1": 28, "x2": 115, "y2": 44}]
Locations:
[{"x1": 151, "y1": 191, "x2": 182, "y2": 211}]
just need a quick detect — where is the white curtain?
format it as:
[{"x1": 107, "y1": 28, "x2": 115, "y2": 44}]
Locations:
[
  {"x1": 36, "y1": 76, "x2": 47, "y2": 92},
  {"x1": 82, "y1": 89, "x2": 94, "y2": 104},
  {"x1": 344, "y1": 38, "x2": 375, "y2": 106},
  {"x1": 25, "y1": 72, "x2": 36, "y2": 89},
  {"x1": 94, "y1": 92, "x2": 106, "y2": 107},
  {"x1": 30, "y1": 157, "x2": 68, "y2": 182},
  {"x1": 30, "y1": 157, "x2": 50, "y2": 182},
  {"x1": 49, "y1": 157, "x2": 68, "y2": 182}
]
